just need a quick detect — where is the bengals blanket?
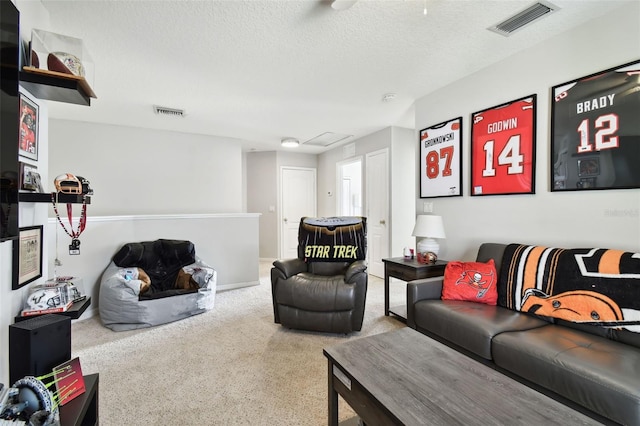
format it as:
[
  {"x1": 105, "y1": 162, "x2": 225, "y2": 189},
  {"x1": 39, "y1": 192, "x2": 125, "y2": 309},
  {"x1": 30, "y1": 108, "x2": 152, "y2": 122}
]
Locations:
[
  {"x1": 298, "y1": 216, "x2": 366, "y2": 262},
  {"x1": 499, "y1": 244, "x2": 640, "y2": 332}
]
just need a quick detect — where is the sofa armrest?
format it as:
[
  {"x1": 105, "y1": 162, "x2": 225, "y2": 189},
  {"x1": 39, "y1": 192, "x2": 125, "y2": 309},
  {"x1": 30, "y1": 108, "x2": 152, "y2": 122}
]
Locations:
[
  {"x1": 345, "y1": 260, "x2": 367, "y2": 282},
  {"x1": 406, "y1": 278, "x2": 443, "y2": 329},
  {"x1": 272, "y1": 258, "x2": 307, "y2": 279}
]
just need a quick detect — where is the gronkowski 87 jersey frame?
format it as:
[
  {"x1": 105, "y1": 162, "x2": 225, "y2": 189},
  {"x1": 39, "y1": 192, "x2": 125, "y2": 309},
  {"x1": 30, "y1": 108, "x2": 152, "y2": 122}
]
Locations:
[
  {"x1": 551, "y1": 60, "x2": 640, "y2": 191},
  {"x1": 419, "y1": 117, "x2": 463, "y2": 198}
]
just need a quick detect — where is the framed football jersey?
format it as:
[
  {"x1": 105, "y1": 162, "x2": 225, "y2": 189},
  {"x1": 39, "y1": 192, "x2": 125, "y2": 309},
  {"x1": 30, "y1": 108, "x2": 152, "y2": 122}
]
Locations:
[
  {"x1": 419, "y1": 117, "x2": 463, "y2": 198},
  {"x1": 551, "y1": 60, "x2": 640, "y2": 191},
  {"x1": 470, "y1": 95, "x2": 536, "y2": 196}
]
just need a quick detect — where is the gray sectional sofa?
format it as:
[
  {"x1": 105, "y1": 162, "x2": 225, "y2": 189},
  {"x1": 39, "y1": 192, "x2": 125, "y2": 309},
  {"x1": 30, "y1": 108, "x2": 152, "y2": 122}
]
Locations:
[{"x1": 407, "y1": 243, "x2": 640, "y2": 425}]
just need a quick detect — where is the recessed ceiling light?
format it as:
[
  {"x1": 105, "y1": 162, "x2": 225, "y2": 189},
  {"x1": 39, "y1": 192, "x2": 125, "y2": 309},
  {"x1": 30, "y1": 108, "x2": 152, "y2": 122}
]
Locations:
[
  {"x1": 281, "y1": 137, "x2": 300, "y2": 148},
  {"x1": 382, "y1": 93, "x2": 396, "y2": 102}
]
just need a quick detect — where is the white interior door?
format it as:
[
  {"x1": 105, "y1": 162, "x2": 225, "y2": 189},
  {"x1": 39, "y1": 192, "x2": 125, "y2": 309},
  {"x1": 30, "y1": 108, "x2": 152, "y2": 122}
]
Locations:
[
  {"x1": 280, "y1": 167, "x2": 316, "y2": 259},
  {"x1": 366, "y1": 149, "x2": 389, "y2": 278}
]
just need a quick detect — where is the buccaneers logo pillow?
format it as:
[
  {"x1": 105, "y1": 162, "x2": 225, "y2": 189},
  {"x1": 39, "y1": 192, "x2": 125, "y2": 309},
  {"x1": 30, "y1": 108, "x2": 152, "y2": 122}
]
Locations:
[{"x1": 441, "y1": 259, "x2": 497, "y2": 305}]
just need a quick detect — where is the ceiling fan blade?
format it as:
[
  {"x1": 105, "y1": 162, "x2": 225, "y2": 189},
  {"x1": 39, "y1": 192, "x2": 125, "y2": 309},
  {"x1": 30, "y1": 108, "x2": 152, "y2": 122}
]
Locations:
[{"x1": 331, "y1": 0, "x2": 357, "y2": 11}]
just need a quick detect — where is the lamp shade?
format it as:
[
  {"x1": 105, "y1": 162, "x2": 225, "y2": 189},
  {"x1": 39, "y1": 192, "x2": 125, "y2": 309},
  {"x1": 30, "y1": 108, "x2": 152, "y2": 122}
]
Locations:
[
  {"x1": 412, "y1": 215, "x2": 446, "y2": 256},
  {"x1": 412, "y1": 215, "x2": 446, "y2": 239}
]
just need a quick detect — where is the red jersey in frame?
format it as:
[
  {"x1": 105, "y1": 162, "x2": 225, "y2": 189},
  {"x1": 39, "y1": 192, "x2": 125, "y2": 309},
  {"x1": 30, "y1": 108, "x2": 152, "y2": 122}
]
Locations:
[{"x1": 471, "y1": 95, "x2": 536, "y2": 195}]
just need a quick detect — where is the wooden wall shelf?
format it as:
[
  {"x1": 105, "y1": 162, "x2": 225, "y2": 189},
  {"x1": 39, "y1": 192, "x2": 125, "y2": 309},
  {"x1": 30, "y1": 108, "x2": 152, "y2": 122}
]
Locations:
[
  {"x1": 19, "y1": 67, "x2": 96, "y2": 106},
  {"x1": 19, "y1": 192, "x2": 91, "y2": 204}
]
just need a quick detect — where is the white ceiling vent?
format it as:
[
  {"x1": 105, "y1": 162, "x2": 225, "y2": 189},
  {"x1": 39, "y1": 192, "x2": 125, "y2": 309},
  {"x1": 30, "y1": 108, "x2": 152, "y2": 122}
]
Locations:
[
  {"x1": 153, "y1": 105, "x2": 185, "y2": 117},
  {"x1": 303, "y1": 132, "x2": 352, "y2": 147},
  {"x1": 488, "y1": 1, "x2": 559, "y2": 37}
]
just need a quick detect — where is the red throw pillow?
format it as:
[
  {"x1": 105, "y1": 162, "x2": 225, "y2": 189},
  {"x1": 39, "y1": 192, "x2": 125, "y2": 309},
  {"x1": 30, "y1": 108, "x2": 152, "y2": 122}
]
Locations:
[{"x1": 441, "y1": 259, "x2": 498, "y2": 305}]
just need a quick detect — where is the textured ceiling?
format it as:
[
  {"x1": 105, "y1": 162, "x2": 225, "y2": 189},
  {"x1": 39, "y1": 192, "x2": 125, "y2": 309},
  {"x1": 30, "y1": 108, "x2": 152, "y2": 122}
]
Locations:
[{"x1": 39, "y1": 0, "x2": 632, "y2": 153}]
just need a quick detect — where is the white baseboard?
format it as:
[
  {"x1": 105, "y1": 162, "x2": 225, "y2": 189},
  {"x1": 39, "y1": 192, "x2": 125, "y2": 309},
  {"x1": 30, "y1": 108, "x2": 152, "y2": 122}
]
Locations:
[{"x1": 216, "y1": 281, "x2": 260, "y2": 292}]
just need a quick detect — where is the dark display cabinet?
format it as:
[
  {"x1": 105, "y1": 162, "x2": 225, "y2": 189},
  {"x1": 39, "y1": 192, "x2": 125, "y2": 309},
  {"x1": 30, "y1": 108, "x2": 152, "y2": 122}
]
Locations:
[{"x1": 0, "y1": 0, "x2": 20, "y2": 241}]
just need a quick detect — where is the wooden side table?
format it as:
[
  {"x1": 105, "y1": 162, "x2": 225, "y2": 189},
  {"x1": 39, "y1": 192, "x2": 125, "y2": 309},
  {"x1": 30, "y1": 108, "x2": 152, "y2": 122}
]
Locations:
[{"x1": 382, "y1": 257, "x2": 447, "y2": 322}]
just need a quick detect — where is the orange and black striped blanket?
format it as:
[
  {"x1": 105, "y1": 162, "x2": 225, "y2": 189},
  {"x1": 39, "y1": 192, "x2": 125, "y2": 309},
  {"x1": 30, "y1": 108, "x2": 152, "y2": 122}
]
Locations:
[{"x1": 499, "y1": 244, "x2": 640, "y2": 332}]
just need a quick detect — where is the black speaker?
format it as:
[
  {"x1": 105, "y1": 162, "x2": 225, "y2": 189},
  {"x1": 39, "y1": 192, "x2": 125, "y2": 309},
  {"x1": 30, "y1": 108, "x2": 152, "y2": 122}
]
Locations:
[{"x1": 9, "y1": 314, "x2": 71, "y2": 385}]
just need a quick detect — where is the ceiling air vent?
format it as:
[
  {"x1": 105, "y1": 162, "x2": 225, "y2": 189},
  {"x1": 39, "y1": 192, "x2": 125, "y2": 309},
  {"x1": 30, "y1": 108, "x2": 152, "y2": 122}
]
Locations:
[
  {"x1": 488, "y1": 1, "x2": 559, "y2": 37},
  {"x1": 153, "y1": 105, "x2": 185, "y2": 117}
]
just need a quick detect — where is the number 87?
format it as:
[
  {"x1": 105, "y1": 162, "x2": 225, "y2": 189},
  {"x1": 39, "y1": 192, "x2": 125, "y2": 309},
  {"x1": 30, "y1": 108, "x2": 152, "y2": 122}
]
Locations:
[{"x1": 425, "y1": 145, "x2": 454, "y2": 179}]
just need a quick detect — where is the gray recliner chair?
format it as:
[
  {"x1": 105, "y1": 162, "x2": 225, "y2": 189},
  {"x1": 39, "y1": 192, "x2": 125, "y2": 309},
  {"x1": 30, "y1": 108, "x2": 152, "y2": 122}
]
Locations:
[{"x1": 271, "y1": 217, "x2": 368, "y2": 334}]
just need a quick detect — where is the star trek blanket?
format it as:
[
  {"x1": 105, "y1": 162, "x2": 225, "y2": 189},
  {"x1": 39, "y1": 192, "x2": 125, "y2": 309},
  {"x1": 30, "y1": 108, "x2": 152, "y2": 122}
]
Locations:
[
  {"x1": 499, "y1": 244, "x2": 640, "y2": 333},
  {"x1": 298, "y1": 216, "x2": 366, "y2": 262}
]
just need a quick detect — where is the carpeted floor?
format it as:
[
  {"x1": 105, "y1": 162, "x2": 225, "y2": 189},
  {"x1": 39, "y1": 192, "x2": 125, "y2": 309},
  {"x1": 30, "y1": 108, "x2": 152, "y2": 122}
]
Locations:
[{"x1": 71, "y1": 261, "x2": 406, "y2": 425}]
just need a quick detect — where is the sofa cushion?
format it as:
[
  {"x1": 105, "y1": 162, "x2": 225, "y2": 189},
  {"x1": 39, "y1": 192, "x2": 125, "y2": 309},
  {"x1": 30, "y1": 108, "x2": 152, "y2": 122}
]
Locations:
[
  {"x1": 492, "y1": 325, "x2": 640, "y2": 426},
  {"x1": 275, "y1": 273, "x2": 355, "y2": 312},
  {"x1": 441, "y1": 259, "x2": 498, "y2": 305},
  {"x1": 413, "y1": 300, "x2": 548, "y2": 360},
  {"x1": 308, "y1": 261, "x2": 349, "y2": 276},
  {"x1": 476, "y1": 243, "x2": 507, "y2": 271}
]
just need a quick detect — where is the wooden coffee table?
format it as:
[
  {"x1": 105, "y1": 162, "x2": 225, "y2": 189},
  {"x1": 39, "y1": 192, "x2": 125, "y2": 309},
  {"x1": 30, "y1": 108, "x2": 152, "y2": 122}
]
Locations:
[{"x1": 323, "y1": 327, "x2": 602, "y2": 425}]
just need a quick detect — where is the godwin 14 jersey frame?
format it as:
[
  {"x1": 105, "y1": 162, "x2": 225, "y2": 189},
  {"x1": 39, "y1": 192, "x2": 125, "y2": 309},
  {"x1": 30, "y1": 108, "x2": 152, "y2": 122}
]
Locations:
[{"x1": 471, "y1": 95, "x2": 536, "y2": 196}]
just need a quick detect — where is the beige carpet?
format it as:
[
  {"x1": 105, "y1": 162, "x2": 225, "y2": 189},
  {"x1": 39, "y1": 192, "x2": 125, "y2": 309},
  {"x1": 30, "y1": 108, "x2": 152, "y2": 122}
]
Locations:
[{"x1": 71, "y1": 262, "x2": 406, "y2": 425}]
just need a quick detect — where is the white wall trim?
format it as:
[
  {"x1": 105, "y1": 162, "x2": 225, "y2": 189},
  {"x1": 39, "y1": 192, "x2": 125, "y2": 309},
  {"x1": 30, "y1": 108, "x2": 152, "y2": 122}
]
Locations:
[
  {"x1": 217, "y1": 281, "x2": 260, "y2": 292},
  {"x1": 48, "y1": 212, "x2": 261, "y2": 224}
]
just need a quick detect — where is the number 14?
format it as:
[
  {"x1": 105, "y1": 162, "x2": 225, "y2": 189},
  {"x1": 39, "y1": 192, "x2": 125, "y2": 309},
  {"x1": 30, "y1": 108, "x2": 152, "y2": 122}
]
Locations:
[{"x1": 482, "y1": 135, "x2": 524, "y2": 177}]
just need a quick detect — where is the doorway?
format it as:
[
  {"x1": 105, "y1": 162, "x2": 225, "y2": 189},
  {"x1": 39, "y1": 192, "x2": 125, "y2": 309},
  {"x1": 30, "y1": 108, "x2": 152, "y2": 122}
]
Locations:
[{"x1": 336, "y1": 157, "x2": 362, "y2": 217}]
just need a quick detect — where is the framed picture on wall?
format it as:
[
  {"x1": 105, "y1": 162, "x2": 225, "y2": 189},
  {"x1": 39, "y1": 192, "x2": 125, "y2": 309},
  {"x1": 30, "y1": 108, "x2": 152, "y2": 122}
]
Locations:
[
  {"x1": 19, "y1": 162, "x2": 38, "y2": 191},
  {"x1": 12, "y1": 225, "x2": 43, "y2": 289},
  {"x1": 419, "y1": 117, "x2": 463, "y2": 198},
  {"x1": 18, "y1": 93, "x2": 39, "y2": 161},
  {"x1": 551, "y1": 60, "x2": 640, "y2": 191},
  {"x1": 470, "y1": 94, "x2": 536, "y2": 196}
]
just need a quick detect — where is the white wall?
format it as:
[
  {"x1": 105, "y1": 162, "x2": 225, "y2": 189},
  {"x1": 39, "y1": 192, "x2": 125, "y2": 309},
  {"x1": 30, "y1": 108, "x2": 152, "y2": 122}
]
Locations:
[
  {"x1": 247, "y1": 151, "x2": 278, "y2": 258},
  {"x1": 391, "y1": 127, "x2": 417, "y2": 255},
  {"x1": 49, "y1": 120, "x2": 243, "y2": 216},
  {"x1": 414, "y1": 2, "x2": 640, "y2": 261},
  {"x1": 44, "y1": 120, "x2": 257, "y2": 314}
]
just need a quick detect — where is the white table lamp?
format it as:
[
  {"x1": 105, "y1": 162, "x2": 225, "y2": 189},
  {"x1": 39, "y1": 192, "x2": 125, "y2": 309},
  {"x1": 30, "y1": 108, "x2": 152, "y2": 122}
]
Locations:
[{"x1": 412, "y1": 215, "x2": 446, "y2": 256}]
